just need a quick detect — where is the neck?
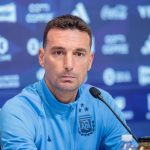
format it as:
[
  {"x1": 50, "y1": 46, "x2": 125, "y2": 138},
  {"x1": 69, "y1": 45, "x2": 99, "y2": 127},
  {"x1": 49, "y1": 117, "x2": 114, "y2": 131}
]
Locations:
[
  {"x1": 52, "y1": 90, "x2": 78, "y2": 104},
  {"x1": 45, "y1": 79, "x2": 78, "y2": 104}
]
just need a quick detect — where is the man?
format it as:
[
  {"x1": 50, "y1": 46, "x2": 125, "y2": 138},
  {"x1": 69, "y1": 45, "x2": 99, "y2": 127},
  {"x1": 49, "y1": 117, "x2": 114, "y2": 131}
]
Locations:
[{"x1": 0, "y1": 14, "x2": 135, "y2": 150}]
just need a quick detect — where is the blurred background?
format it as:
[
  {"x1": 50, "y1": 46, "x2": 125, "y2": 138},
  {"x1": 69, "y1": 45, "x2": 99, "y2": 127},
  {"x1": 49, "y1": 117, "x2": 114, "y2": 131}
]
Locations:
[{"x1": 0, "y1": 0, "x2": 150, "y2": 137}]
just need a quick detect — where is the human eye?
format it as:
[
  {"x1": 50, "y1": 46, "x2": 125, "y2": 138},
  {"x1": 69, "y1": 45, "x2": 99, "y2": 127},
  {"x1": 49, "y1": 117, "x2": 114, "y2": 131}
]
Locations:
[
  {"x1": 52, "y1": 50, "x2": 64, "y2": 56},
  {"x1": 77, "y1": 52, "x2": 84, "y2": 56},
  {"x1": 74, "y1": 51, "x2": 85, "y2": 57}
]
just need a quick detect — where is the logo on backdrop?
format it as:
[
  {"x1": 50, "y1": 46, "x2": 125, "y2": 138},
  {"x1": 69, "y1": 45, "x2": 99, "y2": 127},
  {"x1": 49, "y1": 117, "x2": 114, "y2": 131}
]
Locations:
[
  {"x1": 115, "y1": 96, "x2": 134, "y2": 120},
  {"x1": 141, "y1": 34, "x2": 150, "y2": 55},
  {"x1": 100, "y1": 4, "x2": 128, "y2": 20},
  {"x1": 36, "y1": 68, "x2": 45, "y2": 80},
  {"x1": 91, "y1": 36, "x2": 95, "y2": 53},
  {"x1": 0, "y1": 36, "x2": 11, "y2": 62},
  {"x1": 146, "y1": 93, "x2": 150, "y2": 120},
  {"x1": 27, "y1": 38, "x2": 42, "y2": 56},
  {"x1": 0, "y1": 75, "x2": 20, "y2": 89},
  {"x1": 138, "y1": 5, "x2": 150, "y2": 19},
  {"x1": 138, "y1": 66, "x2": 150, "y2": 86},
  {"x1": 25, "y1": 3, "x2": 54, "y2": 23},
  {"x1": 103, "y1": 68, "x2": 132, "y2": 86},
  {"x1": 101, "y1": 34, "x2": 129, "y2": 55},
  {"x1": 72, "y1": 2, "x2": 90, "y2": 24},
  {"x1": 0, "y1": 3, "x2": 17, "y2": 23}
]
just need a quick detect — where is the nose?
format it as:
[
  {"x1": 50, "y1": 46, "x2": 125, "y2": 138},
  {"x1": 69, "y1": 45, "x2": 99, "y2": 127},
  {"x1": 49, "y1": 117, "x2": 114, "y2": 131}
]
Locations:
[{"x1": 64, "y1": 53, "x2": 73, "y2": 71}]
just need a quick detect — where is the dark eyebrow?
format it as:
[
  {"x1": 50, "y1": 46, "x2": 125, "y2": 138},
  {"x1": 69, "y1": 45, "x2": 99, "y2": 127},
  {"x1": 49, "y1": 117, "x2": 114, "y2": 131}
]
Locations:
[
  {"x1": 51, "y1": 46, "x2": 65, "y2": 51},
  {"x1": 76, "y1": 48, "x2": 87, "y2": 53},
  {"x1": 50, "y1": 46, "x2": 87, "y2": 53}
]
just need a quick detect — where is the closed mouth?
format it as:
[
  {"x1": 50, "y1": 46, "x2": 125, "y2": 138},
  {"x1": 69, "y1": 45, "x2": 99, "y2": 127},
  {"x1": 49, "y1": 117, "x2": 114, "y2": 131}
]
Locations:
[{"x1": 62, "y1": 75, "x2": 75, "y2": 78}]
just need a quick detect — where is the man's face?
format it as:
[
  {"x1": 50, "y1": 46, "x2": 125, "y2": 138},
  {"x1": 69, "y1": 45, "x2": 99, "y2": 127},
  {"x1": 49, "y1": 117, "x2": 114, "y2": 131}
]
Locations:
[{"x1": 39, "y1": 29, "x2": 93, "y2": 93}]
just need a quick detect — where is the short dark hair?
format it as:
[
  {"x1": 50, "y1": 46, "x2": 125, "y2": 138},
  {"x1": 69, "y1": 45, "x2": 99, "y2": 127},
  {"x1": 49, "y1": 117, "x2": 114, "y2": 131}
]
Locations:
[{"x1": 43, "y1": 14, "x2": 92, "y2": 48}]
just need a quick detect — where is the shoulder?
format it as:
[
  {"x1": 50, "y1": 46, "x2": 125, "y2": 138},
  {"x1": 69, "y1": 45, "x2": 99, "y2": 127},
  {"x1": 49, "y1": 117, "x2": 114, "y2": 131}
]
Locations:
[
  {"x1": 1, "y1": 81, "x2": 44, "y2": 118},
  {"x1": 0, "y1": 83, "x2": 43, "y2": 149}
]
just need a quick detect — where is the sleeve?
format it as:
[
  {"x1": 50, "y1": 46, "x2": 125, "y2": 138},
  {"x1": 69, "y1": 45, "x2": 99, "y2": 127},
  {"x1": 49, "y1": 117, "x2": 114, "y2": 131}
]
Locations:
[
  {"x1": 0, "y1": 99, "x2": 38, "y2": 150},
  {"x1": 98, "y1": 91, "x2": 138, "y2": 150}
]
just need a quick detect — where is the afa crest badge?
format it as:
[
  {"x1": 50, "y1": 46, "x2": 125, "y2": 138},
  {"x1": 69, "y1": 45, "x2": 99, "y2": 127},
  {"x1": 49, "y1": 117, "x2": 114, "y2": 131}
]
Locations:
[{"x1": 78, "y1": 114, "x2": 95, "y2": 136}]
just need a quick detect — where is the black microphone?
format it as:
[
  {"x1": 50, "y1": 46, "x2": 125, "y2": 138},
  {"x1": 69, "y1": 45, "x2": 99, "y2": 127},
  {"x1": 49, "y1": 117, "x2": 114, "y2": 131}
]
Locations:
[{"x1": 89, "y1": 87, "x2": 138, "y2": 143}]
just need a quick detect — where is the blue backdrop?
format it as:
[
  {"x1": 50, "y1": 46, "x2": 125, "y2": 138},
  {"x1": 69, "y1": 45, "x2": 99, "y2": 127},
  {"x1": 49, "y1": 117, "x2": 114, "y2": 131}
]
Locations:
[{"x1": 0, "y1": 0, "x2": 150, "y2": 138}]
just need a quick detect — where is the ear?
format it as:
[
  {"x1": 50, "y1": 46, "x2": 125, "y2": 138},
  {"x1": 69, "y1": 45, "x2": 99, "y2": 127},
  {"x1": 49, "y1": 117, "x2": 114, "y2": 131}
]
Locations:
[
  {"x1": 88, "y1": 52, "x2": 94, "y2": 71},
  {"x1": 39, "y1": 48, "x2": 45, "y2": 67}
]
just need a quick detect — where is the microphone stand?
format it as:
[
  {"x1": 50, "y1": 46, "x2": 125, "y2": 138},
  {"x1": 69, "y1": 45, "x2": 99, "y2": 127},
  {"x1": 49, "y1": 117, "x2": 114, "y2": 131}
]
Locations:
[{"x1": 97, "y1": 94, "x2": 138, "y2": 143}]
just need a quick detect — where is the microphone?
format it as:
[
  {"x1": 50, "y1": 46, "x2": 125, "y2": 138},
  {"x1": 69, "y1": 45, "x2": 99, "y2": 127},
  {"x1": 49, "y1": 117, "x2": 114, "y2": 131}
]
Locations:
[{"x1": 89, "y1": 87, "x2": 138, "y2": 143}]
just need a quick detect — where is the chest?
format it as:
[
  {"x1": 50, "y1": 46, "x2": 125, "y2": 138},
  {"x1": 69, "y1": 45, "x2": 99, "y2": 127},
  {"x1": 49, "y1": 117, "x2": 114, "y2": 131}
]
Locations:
[{"x1": 37, "y1": 104, "x2": 102, "y2": 150}]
